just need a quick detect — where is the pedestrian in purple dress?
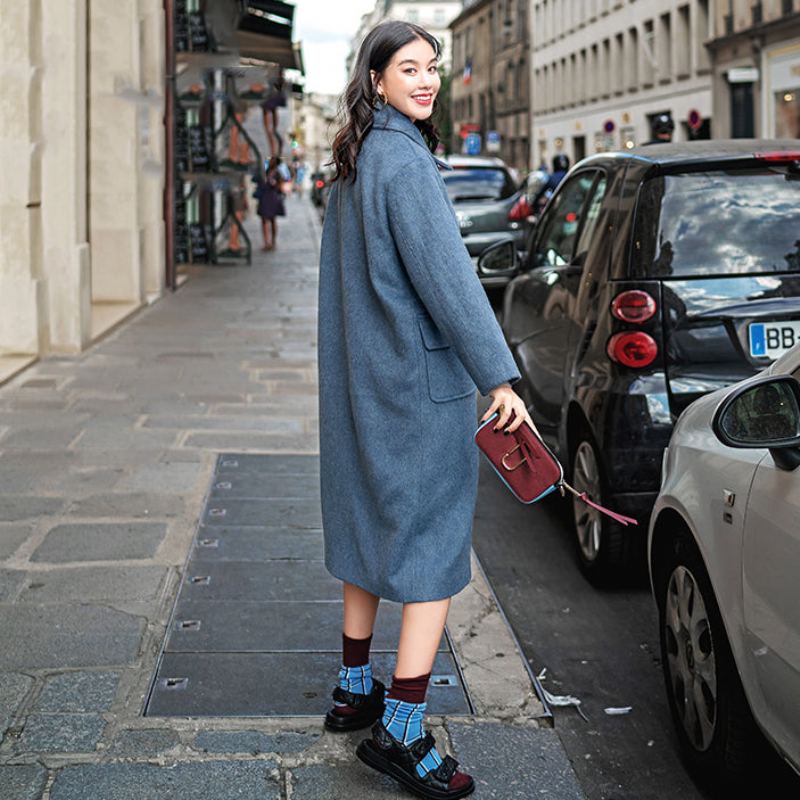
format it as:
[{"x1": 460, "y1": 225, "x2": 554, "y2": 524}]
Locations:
[{"x1": 252, "y1": 157, "x2": 285, "y2": 251}]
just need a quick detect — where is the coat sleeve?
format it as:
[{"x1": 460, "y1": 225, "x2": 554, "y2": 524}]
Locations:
[{"x1": 386, "y1": 158, "x2": 522, "y2": 396}]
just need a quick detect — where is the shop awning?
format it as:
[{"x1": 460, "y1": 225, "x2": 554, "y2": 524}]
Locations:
[{"x1": 236, "y1": 1, "x2": 301, "y2": 69}]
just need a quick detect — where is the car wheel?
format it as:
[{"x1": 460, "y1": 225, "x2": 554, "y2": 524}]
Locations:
[
  {"x1": 570, "y1": 436, "x2": 635, "y2": 582},
  {"x1": 655, "y1": 533, "x2": 760, "y2": 790}
]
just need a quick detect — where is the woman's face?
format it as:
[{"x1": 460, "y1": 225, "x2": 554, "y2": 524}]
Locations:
[{"x1": 373, "y1": 37, "x2": 440, "y2": 122}]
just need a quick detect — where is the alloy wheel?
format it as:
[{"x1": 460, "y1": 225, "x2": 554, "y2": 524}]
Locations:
[
  {"x1": 572, "y1": 440, "x2": 603, "y2": 562},
  {"x1": 664, "y1": 565, "x2": 718, "y2": 752}
]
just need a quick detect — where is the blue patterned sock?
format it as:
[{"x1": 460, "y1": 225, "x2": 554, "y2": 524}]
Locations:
[
  {"x1": 336, "y1": 662, "x2": 373, "y2": 698},
  {"x1": 381, "y1": 698, "x2": 443, "y2": 778}
]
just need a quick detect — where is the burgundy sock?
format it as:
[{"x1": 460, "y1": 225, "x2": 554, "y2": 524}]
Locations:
[
  {"x1": 386, "y1": 672, "x2": 431, "y2": 705},
  {"x1": 342, "y1": 632, "x2": 372, "y2": 667}
]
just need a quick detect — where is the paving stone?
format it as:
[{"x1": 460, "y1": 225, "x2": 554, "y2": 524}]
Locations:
[
  {"x1": 34, "y1": 671, "x2": 120, "y2": 712},
  {"x1": 73, "y1": 428, "x2": 178, "y2": 450},
  {"x1": 0, "y1": 672, "x2": 34, "y2": 738},
  {"x1": 18, "y1": 713, "x2": 106, "y2": 752},
  {"x1": 146, "y1": 652, "x2": 467, "y2": 717},
  {"x1": 108, "y1": 728, "x2": 180, "y2": 757},
  {"x1": 68, "y1": 493, "x2": 185, "y2": 518},
  {"x1": 0, "y1": 605, "x2": 144, "y2": 668},
  {"x1": 202, "y1": 499, "x2": 321, "y2": 529},
  {"x1": 30, "y1": 523, "x2": 168, "y2": 563},
  {"x1": 0, "y1": 764, "x2": 48, "y2": 800},
  {"x1": 166, "y1": 599, "x2": 447, "y2": 653},
  {"x1": 17, "y1": 566, "x2": 167, "y2": 602},
  {"x1": 183, "y1": 432, "x2": 318, "y2": 451},
  {"x1": 448, "y1": 723, "x2": 585, "y2": 799},
  {"x1": 179, "y1": 561, "x2": 339, "y2": 601},
  {"x1": 194, "y1": 729, "x2": 320, "y2": 754},
  {"x1": 290, "y1": 763, "x2": 409, "y2": 799},
  {"x1": 189, "y1": 526, "x2": 324, "y2": 562},
  {"x1": 49, "y1": 760, "x2": 280, "y2": 800},
  {"x1": 214, "y1": 453, "x2": 319, "y2": 474},
  {"x1": 0, "y1": 569, "x2": 27, "y2": 602},
  {"x1": 115, "y1": 463, "x2": 206, "y2": 493},
  {"x1": 0, "y1": 496, "x2": 65, "y2": 522},
  {"x1": 143, "y1": 415, "x2": 305, "y2": 434},
  {"x1": 209, "y1": 472, "x2": 320, "y2": 499},
  {"x1": 0, "y1": 427, "x2": 82, "y2": 450}
]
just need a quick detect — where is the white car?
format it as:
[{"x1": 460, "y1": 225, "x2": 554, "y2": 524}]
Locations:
[{"x1": 648, "y1": 342, "x2": 800, "y2": 787}]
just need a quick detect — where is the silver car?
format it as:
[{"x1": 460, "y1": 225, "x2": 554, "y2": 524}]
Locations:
[
  {"x1": 649, "y1": 342, "x2": 800, "y2": 787},
  {"x1": 441, "y1": 155, "x2": 528, "y2": 285}
]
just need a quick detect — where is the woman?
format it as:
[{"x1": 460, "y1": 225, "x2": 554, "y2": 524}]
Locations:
[
  {"x1": 252, "y1": 157, "x2": 285, "y2": 251},
  {"x1": 317, "y1": 20, "x2": 536, "y2": 799}
]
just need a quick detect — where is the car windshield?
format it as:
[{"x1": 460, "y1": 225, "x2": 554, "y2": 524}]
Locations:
[
  {"x1": 632, "y1": 167, "x2": 800, "y2": 277},
  {"x1": 442, "y1": 167, "x2": 516, "y2": 203}
]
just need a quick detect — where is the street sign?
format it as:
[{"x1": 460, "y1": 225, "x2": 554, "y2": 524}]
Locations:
[
  {"x1": 464, "y1": 132, "x2": 482, "y2": 155},
  {"x1": 687, "y1": 109, "x2": 703, "y2": 132},
  {"x1": 486, "y1": 130, "x2": 501, "y2": 153},
  {"x1": 603, "y1": 119, "x2": 615, "y2": 133}
]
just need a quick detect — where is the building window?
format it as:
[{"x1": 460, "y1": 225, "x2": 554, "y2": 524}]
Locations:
[
  {"x1": 614, "y1": 33, "x2": 625, "y2": 94},
  {"x1": 657, "y1": 12, "x2": 672, "y2": 83},
  {"x1": 407, "y1": 9, "x2": 419, "y2": 23},
  {"x1": 695, "y1": 0, "x2": 710, "y2": 72},
  {"x1": 434, "y1": 8, "x2": 446, "y2": 26},
  {"x1": 642, "y1": 19, "x2": 655, "y2": 86},
  {"x1": 676, "y1": 5, "x2": 690, "y2": 78},
  {"x1": 627, "y1": 27, "x2": 639, "y2": 90},
  {"x1": 601, "y1": 39, "x2": 611, "y2": 98}
]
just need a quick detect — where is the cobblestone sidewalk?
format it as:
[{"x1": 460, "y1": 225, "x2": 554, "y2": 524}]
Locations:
[{"x1": 0, "y1": 191, "x2": 585, "y2": 799}]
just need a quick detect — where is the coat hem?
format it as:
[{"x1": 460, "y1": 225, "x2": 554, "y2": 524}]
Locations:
[{"x1": 323, "y1": 559, "x2": 471, "y2": 604}]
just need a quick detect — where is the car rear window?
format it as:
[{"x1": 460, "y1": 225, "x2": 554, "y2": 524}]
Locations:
[
  {"x1": 631, "y1": 167, "x2": 800, "y2": 278},
  {"x1": 442, "y1": 168, "x2": 516, "y2": 203}
]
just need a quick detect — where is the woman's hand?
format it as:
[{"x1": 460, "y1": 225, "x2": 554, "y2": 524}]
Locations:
[{"x1": 480, "y1": 382, "x2": 539, "y2": 436}]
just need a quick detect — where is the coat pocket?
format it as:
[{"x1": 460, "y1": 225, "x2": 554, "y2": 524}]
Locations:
[{"x1": 417, "y1": 317, "x2": 475, "y2": 402}]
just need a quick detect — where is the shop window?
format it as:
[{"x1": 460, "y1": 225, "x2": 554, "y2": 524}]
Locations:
[{"x1": 775, "y1": 89, "x2": 800, "y2": 138}]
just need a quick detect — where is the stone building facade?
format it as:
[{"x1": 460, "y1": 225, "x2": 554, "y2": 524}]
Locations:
[
  {"x1": 1, "y1": 0, "x2": 166, "y2": 380},
  {"x1": 707, "y1": 0, "x2": 800, "y2": 139},
  {"x1": 450, "y1": 0, "x2": 531, "y2": 172},
  {"x1": 347, "y1": 0, "x2": 464, "y2": 76},
  {"x1": 529, "y1": 0, "x2": 714, "y2": 169}
]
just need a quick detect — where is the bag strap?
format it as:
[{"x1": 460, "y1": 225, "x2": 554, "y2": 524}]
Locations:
[
  {"x1": 516, "y1": 435, "x2": 637, "y2": 527},
  {"x1": 560, "y1": 480, "x2": 638, "y2": 527}
]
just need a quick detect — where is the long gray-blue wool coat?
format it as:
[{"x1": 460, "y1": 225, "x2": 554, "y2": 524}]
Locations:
[{"x1": 317, "y1": 101, "x2": 521, "y2": 603}]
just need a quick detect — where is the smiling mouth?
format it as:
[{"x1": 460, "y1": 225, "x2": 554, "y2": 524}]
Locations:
[{"x1": 412, "y1": 94, "x2": 433, "y2": 104}]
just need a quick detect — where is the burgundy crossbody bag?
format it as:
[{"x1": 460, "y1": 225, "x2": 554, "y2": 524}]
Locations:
[{"x1": 474, "y1": 411, "x2": 638, "y2": 526}]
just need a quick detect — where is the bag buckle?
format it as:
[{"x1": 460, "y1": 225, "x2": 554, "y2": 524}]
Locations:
[{"x1": 501, "y1": 442, "x2": 527, "y2": 471}]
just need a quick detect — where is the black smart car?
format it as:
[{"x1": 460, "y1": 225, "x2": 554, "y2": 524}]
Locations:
[{"x1": 478, "y1": 140, "x2": 800, "y2": 582}]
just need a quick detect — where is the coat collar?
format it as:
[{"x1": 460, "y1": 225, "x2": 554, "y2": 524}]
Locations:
[{"x1": 371, "y1": 101, "x2": 452, "y2": 171}]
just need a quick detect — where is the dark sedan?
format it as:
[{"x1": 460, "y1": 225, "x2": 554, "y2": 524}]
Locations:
[
  {"x1": 442, "y1": 155, "x2": 529, "y2": 284},
  {"x1": 477, "y1": 140, "x2": 800, "y2": 582}
]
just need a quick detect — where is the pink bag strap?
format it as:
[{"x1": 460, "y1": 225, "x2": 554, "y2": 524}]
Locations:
[
  {"x1": 560, "y1": 481, "x2": 638, "y2": 527},
  {"x1": 513, "y1": 429, "x2": 638, "y2": 527}
]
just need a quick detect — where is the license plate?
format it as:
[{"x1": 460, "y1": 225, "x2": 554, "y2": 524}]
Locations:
[{"x1": 749, "y1": 321, "x2": 800, "y2": 359}]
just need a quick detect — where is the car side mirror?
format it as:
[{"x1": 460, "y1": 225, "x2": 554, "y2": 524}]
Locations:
[
  {"x1": 477, "y1": 239, "x2": 519, "y2": 278},
  {"x1": 712, "y1": 375, "x2": 800, "y2": 471}
]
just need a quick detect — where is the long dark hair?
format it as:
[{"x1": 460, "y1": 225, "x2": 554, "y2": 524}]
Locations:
[{"x1": 329, "y1": 20, "x2": 442, "y2": 183}]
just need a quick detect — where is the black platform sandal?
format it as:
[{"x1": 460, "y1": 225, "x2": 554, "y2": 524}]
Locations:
[
  {"x1": 356, "y1": 720, "x2": 475, "y2": 799},
  {"x1": 323, "y1": 678, "x2": 386, "y2": 732}
]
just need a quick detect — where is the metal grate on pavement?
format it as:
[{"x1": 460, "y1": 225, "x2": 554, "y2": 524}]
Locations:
[{"x1": 143, "y1": 453, "x2": 474, "y2": 717}]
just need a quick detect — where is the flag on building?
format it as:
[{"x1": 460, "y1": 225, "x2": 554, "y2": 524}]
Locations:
[{"x1": 463, "y1": 57, "x2": 472, "y2": 85}]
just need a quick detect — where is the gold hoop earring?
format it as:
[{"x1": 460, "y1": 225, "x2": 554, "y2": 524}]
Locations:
[{"x1": 377, "y1": 89, "x2": 387, "y2": 104}]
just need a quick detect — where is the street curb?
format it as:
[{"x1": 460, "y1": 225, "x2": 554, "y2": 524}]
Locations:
[{"x1": 446, "y1": 551, "x2": 548, "y2": 723}]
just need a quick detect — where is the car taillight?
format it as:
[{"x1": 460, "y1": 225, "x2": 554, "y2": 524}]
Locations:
[
  {"x1": 315, "y1": 179, "x2": 325, "y2": 189},
  {"x1": 754, "y1": 151, "x2": 800, "y2": 162},
  {"x1": 508, "y1": 196, "x2": 532, "y2": 221},
  {"x1": 607, "y1": 332, "x2": 658, "y2": 368},
  {"x1": 611, "y1": 290, "x2": 657, "y2": 323}
]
